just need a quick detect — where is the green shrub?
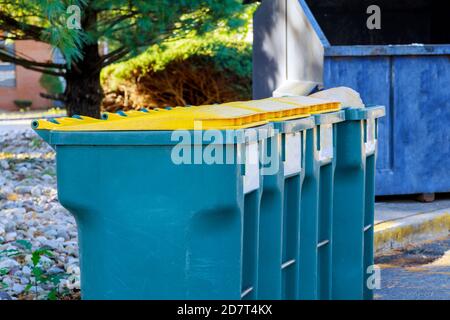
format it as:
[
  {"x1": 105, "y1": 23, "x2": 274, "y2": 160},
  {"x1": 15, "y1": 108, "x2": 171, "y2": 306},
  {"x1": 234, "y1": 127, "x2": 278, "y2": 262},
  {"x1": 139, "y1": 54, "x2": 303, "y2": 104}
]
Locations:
[
  {"x1": 13, "y1": 99, "x2": 32, "y2": 109},
  {"x1": 101, "y1": 4, "x2": 256, "y2": 111},
  {"x1": 39, "y1": 73, "x2": 64, "y2": 95}
]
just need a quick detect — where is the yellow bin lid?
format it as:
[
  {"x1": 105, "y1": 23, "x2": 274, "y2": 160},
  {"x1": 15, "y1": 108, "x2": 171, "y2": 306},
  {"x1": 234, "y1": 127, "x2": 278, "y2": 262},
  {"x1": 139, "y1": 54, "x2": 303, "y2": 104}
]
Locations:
[
  {"x1": 271, "y1": 96, "x2": 341, "y2": 114},
  {"x1": 33, "y1": 105, "x2": 268, "y2": 131},
  {"x1": 32, "y1": 96, "x2": 340, "y2": 132},
  {"x1": 224, "y1": 96, "x2": 340, "y2": 120}
]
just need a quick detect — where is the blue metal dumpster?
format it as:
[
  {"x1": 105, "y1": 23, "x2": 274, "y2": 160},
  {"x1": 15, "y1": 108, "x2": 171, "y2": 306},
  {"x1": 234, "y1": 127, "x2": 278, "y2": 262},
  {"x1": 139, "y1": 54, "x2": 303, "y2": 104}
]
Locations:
[
  {"x1": 253, "y1": 0, "x2": 450, "y2": 196},
  {"x1": 323, "y1": 45, "x2": 450, "y2": 196}
]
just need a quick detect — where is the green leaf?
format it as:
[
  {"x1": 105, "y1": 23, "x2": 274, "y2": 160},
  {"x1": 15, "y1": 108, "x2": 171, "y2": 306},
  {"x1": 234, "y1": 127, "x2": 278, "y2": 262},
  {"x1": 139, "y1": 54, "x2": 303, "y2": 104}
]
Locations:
[
  {"x1": 15, "y1": 239, "x2": 32, "y2": 251},
  {"x1": 48, "y1": 273, "x2": 67, "y2": 286},
  {"x1": 39, "y1": 73, "x2": 64, "y2": 95},
  {"x1": 24, "y1": 283, "x2": 33, "y2": 292},
  {"x1": 43, "y1": 250, "x2": 54, "y2": 257},
  {"x1": 31, "y1": 251, "x2": 41, "y2": 266},
  {"x1": 0, "y1": 268, "x2": 9, "y2": 276},
  {"x1": 0, "y1": 249, "x2": 21, "y2": 257},
  {"x1": 47, "y1": 288, "x2": 58, "y2": 300},
  {"x1": 32, "y1": 266, "x2": 43, "y2": 279}
]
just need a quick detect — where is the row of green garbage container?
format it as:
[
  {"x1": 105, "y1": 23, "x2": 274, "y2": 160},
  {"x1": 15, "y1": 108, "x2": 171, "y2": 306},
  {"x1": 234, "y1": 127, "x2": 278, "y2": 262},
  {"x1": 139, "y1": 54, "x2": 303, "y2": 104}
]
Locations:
[{"x1": 32, "y1": 96, "x2": 385, "y2": 300}]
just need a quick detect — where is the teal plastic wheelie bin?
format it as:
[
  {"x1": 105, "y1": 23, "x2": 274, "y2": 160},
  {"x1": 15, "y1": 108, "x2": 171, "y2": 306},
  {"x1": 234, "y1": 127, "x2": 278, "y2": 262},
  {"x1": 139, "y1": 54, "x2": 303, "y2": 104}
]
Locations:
[
  {"x1": 33, "y1": 105, "x2": 274, "y2": 299},
  {"x1": 332, "y1": 106, "x2": 385, "y2": 300}
]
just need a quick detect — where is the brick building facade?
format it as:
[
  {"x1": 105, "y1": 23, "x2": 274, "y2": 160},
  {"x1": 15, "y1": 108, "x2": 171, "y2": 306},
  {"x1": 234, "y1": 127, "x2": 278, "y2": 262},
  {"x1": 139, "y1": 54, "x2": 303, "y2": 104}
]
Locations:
[{"x1": 0, "y1": 40, "x2": 54, "y2": 111}]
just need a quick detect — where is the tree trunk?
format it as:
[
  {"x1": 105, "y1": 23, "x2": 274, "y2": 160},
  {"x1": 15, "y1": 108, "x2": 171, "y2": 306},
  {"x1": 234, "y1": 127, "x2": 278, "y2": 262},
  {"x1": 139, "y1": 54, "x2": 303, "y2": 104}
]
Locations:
[
  {"x1": 65, "y1": 48, "x2": 103, "y2": 118},
  {"x1": 64, "y1": 8, "x2": 103, "y2": 118}
]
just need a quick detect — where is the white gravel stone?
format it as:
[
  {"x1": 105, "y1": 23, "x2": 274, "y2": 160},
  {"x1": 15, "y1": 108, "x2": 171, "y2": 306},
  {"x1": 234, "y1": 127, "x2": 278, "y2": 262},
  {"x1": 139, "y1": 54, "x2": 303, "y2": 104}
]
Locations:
[
  {"x1": 0, "y1": 129, "x2": 80, "y2": 300},
  {"x1": 12, "y1": 283, "x2": 26, "y2": 294},
  {"x1": 0, "y1": 160, "x2": 9, "y2": 170},
  {"x1": 66, "y1": 265, "x2": 80, "y2": 275},
  {"x1": 22, "y1": 266, "x2": 32, "y2": 276},
  {"x1": 2, "y1": 277, "x2": 14, "y2": 287},
  {"x1": 0, "y1": 291, "x2": 12, "y2": 300},
  {"x1": 44, "y1": 229, "x2": 58, "y2": 238},
  {"x1": 5, "y1": 232, "x2": 17, "y2": 242},
  {"x1": 47, "y1": 266, "x2": 65, "y2": 275},
  {"x1": 42, "y1": 175, "x2": 53, "y2": 182},
  {"x1": 15, "y1": 186, "x2": 32, "y2": 194},
  {"x1": 0, "y1": 258, "x2": 20, "y2": 269},
  {"x1": 31, "y1": 186, "x2": 42, "y2": 197}
]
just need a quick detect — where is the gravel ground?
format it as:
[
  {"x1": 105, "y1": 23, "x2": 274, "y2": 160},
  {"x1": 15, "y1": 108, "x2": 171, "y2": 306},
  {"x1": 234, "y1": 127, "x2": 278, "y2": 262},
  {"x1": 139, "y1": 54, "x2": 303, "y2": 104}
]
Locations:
[{"x1": 0, "y1": 129, "x2": 80, "y2": 300}]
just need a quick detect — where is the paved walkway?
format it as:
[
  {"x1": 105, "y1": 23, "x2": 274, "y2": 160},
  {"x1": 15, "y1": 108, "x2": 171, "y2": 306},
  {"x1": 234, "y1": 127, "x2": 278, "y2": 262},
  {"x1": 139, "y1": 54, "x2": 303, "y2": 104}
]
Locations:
[
  {"x1": 374, "y1": 198, "x2": 450, "y2": 253},
  {"x1": 375, "y1": 199, "x2": 450, "y2": 224}
]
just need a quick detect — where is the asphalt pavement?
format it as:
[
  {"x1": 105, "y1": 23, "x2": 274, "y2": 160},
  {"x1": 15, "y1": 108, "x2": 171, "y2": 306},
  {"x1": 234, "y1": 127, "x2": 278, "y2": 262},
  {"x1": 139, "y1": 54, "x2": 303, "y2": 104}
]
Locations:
[{"x1": 375, "y1": 237, "x2": 450, "y2": 300}]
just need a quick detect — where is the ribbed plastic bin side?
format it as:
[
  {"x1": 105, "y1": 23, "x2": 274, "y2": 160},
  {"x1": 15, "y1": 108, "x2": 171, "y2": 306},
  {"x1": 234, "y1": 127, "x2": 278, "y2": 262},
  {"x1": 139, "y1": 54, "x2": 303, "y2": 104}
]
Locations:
[
  {"x1": 50, "y1": 127, "x2": 271, "y2": 300},
  {"x1": 298, "y1": 111, "x2": 345, "y2": 300},
  {"x1": 241, "y1": 126, "x2": 273, "y2": 300},
  {"x1": 332, "y1": 106, "x2": 385, "y2": 300},
  {"x1": 276, "y1": 117, "x2": 315, "y2": 300},
  {"x1": 255, "y1": 116, "x2": 315, "y2": 300},
  {"x1": 220, "y1": 97, "x2": 340, "y2": 300}
]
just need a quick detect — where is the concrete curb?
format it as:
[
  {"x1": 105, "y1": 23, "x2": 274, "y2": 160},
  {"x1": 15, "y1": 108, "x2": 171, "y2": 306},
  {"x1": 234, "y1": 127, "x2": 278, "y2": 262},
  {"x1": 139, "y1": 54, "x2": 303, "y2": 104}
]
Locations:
[{"x1": 374, "y1": 209, "x2": 450, "y2": 254}]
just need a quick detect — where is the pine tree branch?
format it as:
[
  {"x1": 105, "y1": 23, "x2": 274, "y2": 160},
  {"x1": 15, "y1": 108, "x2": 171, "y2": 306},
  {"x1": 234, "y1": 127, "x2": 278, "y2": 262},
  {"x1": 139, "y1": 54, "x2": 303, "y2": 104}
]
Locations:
[
  {"x1": 0, "y1": 50, "x2": 65, "y2": 77},
  {"x1": 0, "y1": 48, "x2": 66, "y2": 69},
  {"x1": 98, "y1": 46, "x2": 130, "y2": 69},
  {"x1": 0, "y1": 33, "x2": 34, "y2": 41},
  {"x1": 99, "y1": 46, "x2": 128, "y2": 63},
  {"x1": 96, "y1": 12, "x2": 139, "y2": 37},
  {"x1": 40, "y1": 92, "x2": 67, "y2": 102},
  {"x1": 0, "y1": 11, "x2": 45, "y2": 41}
]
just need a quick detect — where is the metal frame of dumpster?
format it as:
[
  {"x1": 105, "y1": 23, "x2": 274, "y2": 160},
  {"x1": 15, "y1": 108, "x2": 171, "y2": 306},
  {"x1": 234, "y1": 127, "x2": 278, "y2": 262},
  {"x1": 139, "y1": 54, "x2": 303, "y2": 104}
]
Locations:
[{"x1": 252, "y1": 0, "x2": 450, "y2": 196}]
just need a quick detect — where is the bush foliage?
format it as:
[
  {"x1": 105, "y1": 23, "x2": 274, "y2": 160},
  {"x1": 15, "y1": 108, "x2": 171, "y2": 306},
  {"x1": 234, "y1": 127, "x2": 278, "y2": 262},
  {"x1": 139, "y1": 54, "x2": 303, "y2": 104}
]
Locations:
[
  {"x1": 39, "y1": 74, "x2": 64, "y2": 95},
  {"x1": 101, "y1": 5, "x2": 256, "y2": 111}
]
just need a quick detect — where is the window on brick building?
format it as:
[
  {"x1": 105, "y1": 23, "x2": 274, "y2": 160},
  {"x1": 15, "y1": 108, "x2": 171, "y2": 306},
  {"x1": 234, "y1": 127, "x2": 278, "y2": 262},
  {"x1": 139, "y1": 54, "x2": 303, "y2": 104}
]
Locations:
[{"x1": 0, "y1": 39, "x2": 16, "y2": 87}]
